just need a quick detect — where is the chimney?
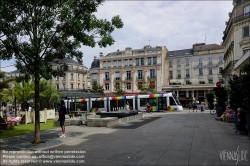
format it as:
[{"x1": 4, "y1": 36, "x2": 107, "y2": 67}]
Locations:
[
  {"x1": 100, "y1": 52, "x2": 103, "y2": 57},
  {"x1": 78, "y1": 59, "x2": 83, "y2": 64},
  {"x1": 94, "y1": 56, "x2": 97, "y2": 59},
  {"x1": 117, "y1": 49, "x2": 120, "y2": 52}
]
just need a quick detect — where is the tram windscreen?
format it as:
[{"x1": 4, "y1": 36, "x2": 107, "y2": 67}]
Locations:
[{"x1": 172, "y1": 93, "x2": 181, "y2": 105}]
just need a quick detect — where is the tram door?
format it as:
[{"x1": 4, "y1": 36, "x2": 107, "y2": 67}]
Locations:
[{"x1": 158, "y1": 97, "x2": 166, "y2": 111}]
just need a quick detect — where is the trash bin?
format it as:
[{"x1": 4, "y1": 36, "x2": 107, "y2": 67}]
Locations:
[{"x1": 82, "y1": 112, "x2": 87, "y2": 125}]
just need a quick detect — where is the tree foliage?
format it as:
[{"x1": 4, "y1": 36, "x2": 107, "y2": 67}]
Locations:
[
  {"x1": 0, "y1": 0, "x2": 123, "y2": 143},
  {"x1": 213, "y1": 87, "x2": 228, "y2": 107},
  {"x1": 113, "y1": 81, "x2": 126, "y2": 96},
  {"x1": 137, "y1": 77, "x2": 156, "y2": 94},
  {"x1": 90, "y1": 81, "x2": 104, "y2": 95},
  {"x1": 228, "y1": 74, "x2": 243, "y2": 110}
]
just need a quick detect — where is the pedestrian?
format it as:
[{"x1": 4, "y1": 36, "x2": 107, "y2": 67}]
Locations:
[
  {"x1": 188, "y1": 102, "x2": 192, "y2": 112},
  {"x1": 126, "y1": 102, "x2": 130, "y2": 111},
  {"x1": 58, "y1": 100, "x2": 66, "y2": 138},
  {"x1": 146, "y1": 102, "x2": 152, "y2": 113},
  {"x1": 193, "y1": 100, "x2": 198, "y2": 112},
  {"x1": 28, "y1": 106, "x2": 32, "y2": 112},
  {"x1": 201, "y1": 102, "x2": 205, "y2": 112}
]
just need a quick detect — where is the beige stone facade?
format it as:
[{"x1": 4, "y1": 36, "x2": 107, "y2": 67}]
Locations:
[
  {"x1": 222, "y1": 0, "x2": 250, "y2": 85},
  {"x1": 163, "y1": 43, "x2": 224, "y2": 106},
  {"x1": 89, "y1": 46, "x2": 167, "y2": 95}
]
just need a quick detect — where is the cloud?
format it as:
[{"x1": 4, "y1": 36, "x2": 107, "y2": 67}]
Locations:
[{"x1": 1, "y1": 0, "x2": 233, "y2": 71}]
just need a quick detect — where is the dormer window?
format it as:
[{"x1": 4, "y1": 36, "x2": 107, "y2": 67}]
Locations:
[{"x1": 169, "y1": 55, "x2": 173, "y2": 57}]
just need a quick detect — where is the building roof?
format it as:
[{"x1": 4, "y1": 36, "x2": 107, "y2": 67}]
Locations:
[
  {"x1": 105, "y1": 45, "x2": 161, "y2": 56},
  {"x1": 90, "y1": 58, "x2": 100, "y2": 69},
  {"x1": 166, "y1": 49, "x2": 193, "y2": 58},
  {"x1": 193, "y1": 44, "x2": 224, "y2": 52}
]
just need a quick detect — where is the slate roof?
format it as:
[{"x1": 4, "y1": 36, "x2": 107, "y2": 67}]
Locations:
[
  {"x1": 193, "y1": 44, "x2": 224, "y2": 52},
  {"x1": 166, "y1": 49, "x2": 193, "y2": 58},
  {"x1": 105, "y1": 46, "x2": 161, "y2": 56},
  {"x1": 90, "y1": 58, "x2": 100, "y2": 69}
]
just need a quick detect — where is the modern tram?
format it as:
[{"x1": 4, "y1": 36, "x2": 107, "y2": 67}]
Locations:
[{"x1": 63, "y1": 93, "x2": 183, "y2": 113}]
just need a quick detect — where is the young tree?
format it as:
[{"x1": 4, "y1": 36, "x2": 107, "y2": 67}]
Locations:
[
  {"x1": 137, "y1": 77, "x2": 156, "y2": 94},
  {"x1": 113, "y1": 81, "x2": 126, "y2": 96},
  {"x1": 0, "y1": 0, "x2": 123, "y2": 143},
  {"x1": 90, "y1": 81, "x2": 104, "y2": 95}
]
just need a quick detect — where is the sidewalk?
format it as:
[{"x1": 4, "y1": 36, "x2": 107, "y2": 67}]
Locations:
[{"x1": 0, "y1": 110, "x2": 249, "y2": 165}]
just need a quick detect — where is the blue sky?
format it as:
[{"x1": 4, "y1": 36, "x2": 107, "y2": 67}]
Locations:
[{"x1": 1, "y1": 0, "x2": 233, "y2": 72}]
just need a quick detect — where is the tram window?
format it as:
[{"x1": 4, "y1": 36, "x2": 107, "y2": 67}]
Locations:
[
  {"x1": 140, "y1": 98, "x2": 157, "y2": 106},
  {"x1": 92, "y1": 101, "x2": 104, "y2": 108},
  {"x1": 140, "y1": 98, "x2": 147, "y2": 107},
  {"x1": 169, "y1": 97, "x2": 176, "y2": 105}
]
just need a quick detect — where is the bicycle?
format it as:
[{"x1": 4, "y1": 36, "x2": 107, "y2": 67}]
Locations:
[{"x1": 208, "y1": 104, "x2": 216, "y2": 115}]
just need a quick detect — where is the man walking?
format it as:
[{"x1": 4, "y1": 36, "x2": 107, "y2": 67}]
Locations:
[{"x1": 59, "y1": 100, "x2": 66, "y2": 138}]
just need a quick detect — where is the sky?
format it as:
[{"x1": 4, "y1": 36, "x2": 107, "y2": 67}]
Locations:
[{"x1": 0, "y1": 0, "x2": 233, "y2": 72}]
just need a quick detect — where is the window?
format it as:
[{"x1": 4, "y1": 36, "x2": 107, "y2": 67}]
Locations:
[
  {"x1": 199, "y1": 81, "x2": 205, "y2": 84},
  {"x1": 169, "y1": 61, "x2": 172, "y2": 67},
  {"x1": 150, "y1": 69, "x2": 155, "y2": 78},
  {"x1": 169, "y1": 71, "x2": 173, "y2": 79},
  {"x1": 63, "y1": 75, "x2": 66, "y2": 80},
  {"x1": 105, "y1": 84, "x2": 109, "y2": 90},
  {"x1": 136, "y1": 58, "x2": 139, "y2": 66},
  {"x1": 177, "y1": 60, "x2": 181, "y2": 67},
  {"x1": 107, "y1": 61, "x2": 111, "y2": 68},
  {"x1": 92, "y1": 73, "x2": 97, "y2": 82},
  {"x1": 71, "y1": 84, "x2": 74, "y2": 89},
  {"x1": 186, "y1": 69, "x2": 190, "y2": 78},
  {"x1": 198, "y1": 58, "x2": 203, "y2": 65},
  {"x1": 219, "y1": 79, "x2": 224, "y2": 84},
  {"x1": 208, "y1": 50, "x2": 211, "y2": 54},
  {"x1": 243, "y1": 26, "x2": 249, "y2": 38},
  {"x1": 113, "y1": 60, "x2": 117, "y2": 67},
  {"x1": 169, "y1": 97, "x2": 176, "y2": 105},
  {"x1": 105, "y1": 72, "x2": 109, "y2": 80},
  {"x1": 118, "y1": 60, "x2": 122, "y2": 67},
  {"x1": 71, "y1": 74, "x2": 74, "y2": 79},
  {"x1": 208, "y1": 79, "x2": 213, "y2": 84},
  {"x1": 198, "y1": 51, "x2": 202, "y2": 55},
  {"x1": 56, "y1": 84, "x2": 59, "y2": 90},
  {"x1": 63, "y1": 84, "x2": 65, "y2": 90},
  {"x1": 141, "y1": 58, "x2": 144, "y2": 65},
  {"x1": 153, "y1": 57, "x2": 157, "y2": 64},
  {"x1": 186, "y1": 80, "x2": 191, "y2": 85},
  {"x1": 219, "y1": 67, "x2": 223, "y2": 74},
  {"x1": 199, "y1": 68, "x2": 203, "y2": 75},
  {"x1": 208, "y1": 68, "x2": 213, "y2": 74},
  {"x1": 208, "y1": 58, "x2": 212, "y2": 64},
  {"x1": 177, "y1": 70, "x2": 181, "y2": 78},
  {"x1": 126, "y1": 71, "x2": 131, "y2": 80},
  {"x1": 138, "y1": 70, "x2": 143, "y2": 79},
  {"x1": 78, "y1": 74, "x2": 80, "y2": 80},
  {"x1": 127, "y1": 83, "x2": 131, "y2": 90},
  {"x1": 185, "y1": 59, "x2": 189, "y2": 67},
  {"x1": 70, "y1": 66, "x2": 73, "y2": 70},
  {"x1": 115, "y1": 71, "x2": 120, "y2": 80},
  {"x1": 244, "y1": 5, "x2": 250, "y2": 16},
  {"x1": 243, "y1": 48, "x2": 250, "y2": 55},
  {"x1": 124, "y1": 59, "x2": 128, "y2": 66},
  {"x1": 129, "y1": 59, "x2": 133, "y2": 66},
  {"x1": 219, "y1": 57, "x2": 223, "y2": 64},
  {"x1": 148, "y1": 57, "x2": 152, "y2": 65},
  {"x1": 56, "y1": 76, "x2": 59, "y2": 80},
  {"x1": 78, "y1": 83, "x2": 80, "y2": 89}
]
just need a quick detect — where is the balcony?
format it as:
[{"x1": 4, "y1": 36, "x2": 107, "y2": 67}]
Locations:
[
  {"x1": 221, "y1": 60, "x2": 238, "y2": 75},
  {"x1": 176, "y1": 75, "x2": 181, "y2": 79},
  {"x1": 223, "y1": 13, "x2": 250, "y2": 41},
  {"x1": 148, "y1": 76, "x2": 156, "y2": 81},
  {"x1": 114, "y1": 77, "x2": 121, "y2": 81},
  {"x1": 125, "y1": 77, "x2": 132, "y2": 80},
  {"x1": 168, "y1": 76, "x2": 173, "y2": 79},
  {"x1": 177, "y1": 65, "x2": 181, "y2": 68},
  {"x1": 223, "y1": 41, "x2": 234, "y2": 60},
  {"x1": 103, "y1": 78, "x2": 110, "y2": 82},
  {"x1": 185, "y1": 74, "x2": 190, "y2": 78}
]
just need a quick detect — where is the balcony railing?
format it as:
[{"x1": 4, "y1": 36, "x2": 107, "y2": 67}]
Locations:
[
  {"x1": 103, "y1": 78, "x2": 110, "y2": 81},
  {"x1": 68, "y1": 69, "x2": 88, "y2": 74},
  {"x1": 221, "y1": 60, "x2": 238, "y2": 75},
  {"x1": 114, "y1": 77, "x2": 121, "y2": 81},
  {"x1": 136, "y1": 76, "x2": 144, "y2": 80},
  {"x1": 149, "y1": 76, "x2": 156, "y2": 79},
  {"x1": 125, "y1": 77, "x2": 132, "y2": 80},
  {"x1": 223, "y1": 13, "x2": 250, "y2": 41}
]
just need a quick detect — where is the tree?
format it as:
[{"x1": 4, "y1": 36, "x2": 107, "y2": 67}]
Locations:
[
  {"x1": 39, "y1": 80, "x2": 62, "y2": 109},
  {"x1": 213, "y1": 87, "x2": 228, "y2": 107},
  {"x1": 137, "y1": 77, "x2": 156, "y2": 94},
  {"x1": 240, "y1": 63, "x2": 250, "y2": 110},
  {"x1": 0, "y1": 72, "x2": 15, "y2": 106},
  {"x1": 228, "y1": 74, "x2": 243, "y2": 110},
  {"x1": 205, "y1": 93, "x2": 215, "y2": 109},
  {"x1": 113, "y1": 81, "x2": 126, "y2": 96},
  {"x1": 0, "y1": 0, "x2": 123, "y2": 143},
  {"x1": 90, "y1": 81, "x2": 104, "y2": 95}
]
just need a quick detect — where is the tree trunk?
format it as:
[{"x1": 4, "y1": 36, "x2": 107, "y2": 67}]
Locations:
[{"x1": 34, "y1": 75, "x2": 40, "y2": 143}]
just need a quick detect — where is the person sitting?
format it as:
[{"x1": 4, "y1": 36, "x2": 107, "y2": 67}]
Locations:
[
  {"x1": 126, "y1": 103, "x2": 130, "y2": 111},
  {"x1": 224, "y1": 106, "x2": 235, "y2": 122},
  {"x1": 146, "y1": 103, "x2": 152, "y2": 113},
  {"x1": 235, "y1": 108, "x2": 246, "y2": 135}
]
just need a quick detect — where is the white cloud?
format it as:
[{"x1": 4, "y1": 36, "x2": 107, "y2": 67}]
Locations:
[{"x1": 1, "y1": 0, "x2": 233, "y2": 71}]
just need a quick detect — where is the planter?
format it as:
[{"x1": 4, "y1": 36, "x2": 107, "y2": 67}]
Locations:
[{"x1": 216, "y1": 106, "x2": 223, "y2": 117}]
